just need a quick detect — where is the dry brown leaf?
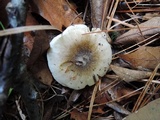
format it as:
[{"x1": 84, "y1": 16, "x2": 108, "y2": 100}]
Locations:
[
  {"x1": 95, "y1": 78, "x2": 135, "y2": 104},
  {"x1": 94, "y1": 79, "x2": 112, "y2": 103},
  {"x1": 30, "y1": 0, "x2": 83, "y2": 30},
  {"x1": 70, "y1": 109, "x2": 88, "y2": 120},
  {"x1": 119, "y1": 46, "x2": 160, "y2": 70},
  {"x1": 106, "y1": 102, "x2": 130, "y2": 115},
  {"x1": 26, "y1": 12, "x2": 39, "y2": 26},
  {"x1": 107, "y1": 82, "x2": 136, "y2": 101},
  {"x1": 114, "y1": 17, "x2": 160, "y2": 45},
  {"x1": 92, "y1": 106, "x2": 105, "y2": 114},
  {"x1": 28, "y1": 56, "x2": 53, "y2": 85},
  {"x1": 67, "y1": 90, "x2": 82, "y2": 108},
  {"x1": 23, "y1": 13, "x2": 53, "y2": 85},
  {"x1": 24, "y1": 12, "x2": 39, "y2": 53},
  {"x1": 95, "y1": 92, "x2": 110, "y2": 104},
  {"x1": 110, "y1": 65, "x2": 160, "y2": 82},
  {"x1": 81, "y1": 79, "x2": 111, "y2": 104},
  {"x1": 27, "y1": 31, "x2": 53, "y2": 85},
  {"x1": 27, "y1": 30, "x2": 49, "y2": 65},
  {"x1": 23, "y1": 33, "x2": 34, "y2": 55}
]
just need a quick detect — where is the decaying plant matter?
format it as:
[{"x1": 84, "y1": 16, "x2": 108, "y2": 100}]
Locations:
[{"x1": 0, "y1": 0, "x2": 160, "y2": 120}]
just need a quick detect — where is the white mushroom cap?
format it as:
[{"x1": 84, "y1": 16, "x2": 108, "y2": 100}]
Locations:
[{"x1": 47, "y1": 24, "x2": 112, "y2": 90}]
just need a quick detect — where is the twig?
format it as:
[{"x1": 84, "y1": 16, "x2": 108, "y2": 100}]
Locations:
[
  {"x1": 107, "y1": 16, "x2": 135, "y2": 29},
  {"x1": 132, "y1": 63, "x2": 160, "y2": 112},
  {"x1": 83, "y1": 1, "x2": 89, "y2": 21},
  {"x1": 112, "y1": 33, "x2": 159, "y2": 59},
  {"x1": 107, "y1": 0, "x2": 119, "y2": 30},
  {"x1": 55, "y1": 79, "x2": 119, "y2": 119},
  {"x1": 93, "y1": 87, "x2": 143, "y2": 107},
  {"x1": 87, "y1": 81, "x2": 99, "y2": 120},
  {"x1": 0, "y1": 25, "x2": 60, "y2": 37}
]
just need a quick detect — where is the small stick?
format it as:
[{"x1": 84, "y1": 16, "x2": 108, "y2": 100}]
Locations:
[{"x1": 87, "y1": 80, "x2": 100, "y2": 120}]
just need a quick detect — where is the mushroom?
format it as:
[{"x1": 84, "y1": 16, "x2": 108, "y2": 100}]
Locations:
[{"x1": 47, "y1": 24, "x2": 112, "y2": 90}]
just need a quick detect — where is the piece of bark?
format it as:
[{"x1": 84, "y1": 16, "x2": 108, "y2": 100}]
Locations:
[{"x1": 90, "y1": 0, "x2": 111, "y2": 29}]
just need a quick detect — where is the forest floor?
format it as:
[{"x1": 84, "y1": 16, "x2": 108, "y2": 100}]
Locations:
[{"x1": 0, "y1": 0, "x2": 160, "y2": 120}]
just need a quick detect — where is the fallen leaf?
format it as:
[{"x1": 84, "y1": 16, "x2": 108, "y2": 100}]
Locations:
[
  {"x1": 27, "y1": 30, "x2": 49, "y2": 64},
  {"x1": 30, "y1": 0, "x2": 83, "y2": 30},
  {"x1": 114, "y1": 111, "x2": 123, "y2": 120},
  {"x1": 95, "y1": 92, "x2": 110, "y2": 104},
  {"x1": 114, "y1": 17, "x2": 160, "y2": 45},
  {"x1": 110, "y1": 65, "x2": 160, "y2": 82},
  {"x1": 107, "y1": 82, "x2": 136, "y2": 101},
  {"x1": 70, "y1": 109, "x2": 88, "y2": 120},
  {"x1": 23, "y1": 11, "x2": 41, "y2": 55},
  {"x1": 119, "y1": 46, "x2": 160, "y2": 70},
  {"x1": 26, "y1": 12, "x2": 39, "y2": 26},
  {"x1": 67, "y1": 90, "x2": 82, "y2": 108},
  {"x1": 28, "y1": 55, "x2": 53, "y2": 85},
  {"x1": 92, "y1": 106, "x2": 105, "y2": 114},
  {"x1": 27, "y1": 31, "x2": 53, "y2": 85},
  {"x1": 23, "y1": 33, "x2": 34, "y2": 56},
  {"x1": 94, "y1": 79, "x2": 113, "y2": 103},
  {"x1": 106, "y1": 102, "x2": 130, "y2": 115},
  {"x1": 125, "y1": 98, "x2": 160, "y2": 120},
  {"x1": 95, "y1": 78, "x2": 135, "y2": 104}
]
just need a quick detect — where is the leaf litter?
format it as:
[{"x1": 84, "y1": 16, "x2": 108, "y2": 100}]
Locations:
[
  {"x1": 1, "y1": 0, "x2": 160, "y2": 120},
  {"x1": 119, "y1": 46, "x2": 160, "y2": 70}
]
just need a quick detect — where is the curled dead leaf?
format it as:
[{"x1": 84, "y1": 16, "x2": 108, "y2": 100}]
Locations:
[
  {"x1": 114, "y1": 17, "x2": 160, "y2": 45},
  {"x1": 67, "y1": 90, "x2": 82, "y2": 108},
  {"x1": 110, "y1": 64, "x2": 160, "y2": 82},
  {"x1": 27, "y1": 31, "x2": 53, "y2": 85},
  {"x1": 106, "y1": 102, "x2": 130, "y2": 115},
  {"x1": 71, "y1": 109, "x2": 88, "y2": 120},
  {"x1": 94, "y1": 78, "x2": 135, "y2": 104},
  {"x1": 28, "y1": 56, "x2": 53, "y2": 85},
  {"x1": 30, "y1": 0, "x2": 83, "y2": 30},
  {"x1": 119, "y1": 46, "x2": 160, "y2": 70},
  {"x1": 107, "y1": 81, "x2": 137, "y2": 102}
]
